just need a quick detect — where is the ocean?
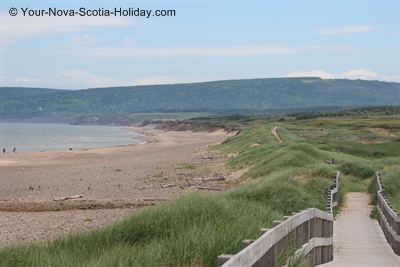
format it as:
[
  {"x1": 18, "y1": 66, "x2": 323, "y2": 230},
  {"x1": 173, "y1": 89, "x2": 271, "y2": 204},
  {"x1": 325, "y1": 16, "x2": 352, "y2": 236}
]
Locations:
[{"x1": 0, "y1": 123, "x2": 144, "y2": 153}]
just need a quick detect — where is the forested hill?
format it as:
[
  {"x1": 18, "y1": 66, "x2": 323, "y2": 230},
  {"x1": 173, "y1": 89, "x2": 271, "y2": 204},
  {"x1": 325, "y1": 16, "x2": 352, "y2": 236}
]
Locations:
[
  {"x1": 1, "y1": 77, "x2": 399, "y2": 119},
  {"x1": 0, "y1": 87, "x2": 69, "y2": 101}
]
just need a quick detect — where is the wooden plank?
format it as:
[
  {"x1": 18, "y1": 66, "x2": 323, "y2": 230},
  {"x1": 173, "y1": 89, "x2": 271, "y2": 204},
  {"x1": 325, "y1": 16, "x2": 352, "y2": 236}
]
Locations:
[
  {"x1": 319, "y1": 193, "x2": 400, "y2": 267},
  {"x1": 221, "y1": 208, "x2": 333, "y2": 267}
]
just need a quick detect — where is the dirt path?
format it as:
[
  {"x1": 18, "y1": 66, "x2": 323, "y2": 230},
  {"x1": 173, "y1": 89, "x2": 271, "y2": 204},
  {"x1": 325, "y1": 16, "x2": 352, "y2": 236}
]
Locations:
[{"x1": 320, "y1": 192, "x2": 400, "y2": 266}]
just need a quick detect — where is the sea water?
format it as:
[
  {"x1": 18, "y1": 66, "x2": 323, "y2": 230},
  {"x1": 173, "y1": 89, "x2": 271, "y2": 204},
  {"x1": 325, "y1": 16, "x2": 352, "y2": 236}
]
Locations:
[{"x1": 0, "y1": 123, "x2": 144, "y2": 153}]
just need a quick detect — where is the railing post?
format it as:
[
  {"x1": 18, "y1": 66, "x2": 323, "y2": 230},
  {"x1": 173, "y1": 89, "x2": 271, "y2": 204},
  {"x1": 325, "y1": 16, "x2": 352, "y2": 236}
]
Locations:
[
  {"x1": 376, "y1": 171, "x2": 400, "y2": 256},
  {"x1": 261, "y1": 245, "x2": 276, "y2": 267},
  {"x1": 315, "y1": 246, "x2": 321, "y2": 265},
  {"x1": 242, "y1": 239, "x2": 257, "y2": 267},
  {"x1": 317, "y1": 218, "x2": 322, "y2": 237},
  {"x1": 218, "y1": 255, "x2": 233, "y2": 267},
  {"x1": 260, "y1": 228, "x2": 276, "y2": 267},
  {"x1": 217, "y1": 209, "x2": 334, "y2": 267},
  {"x1": 309, "y1": 247, "x2": 315, "y2": 267}
]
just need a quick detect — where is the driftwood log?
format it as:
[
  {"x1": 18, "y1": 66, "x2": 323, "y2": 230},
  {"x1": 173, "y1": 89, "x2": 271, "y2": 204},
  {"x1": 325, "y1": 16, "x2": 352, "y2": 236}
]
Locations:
[
  {"x1": 161, "y1": 184, "x2": 175, "y2": 188},
  {"x1": 190, "y1": 186, "x2": 223, "y2": 191},
  {"x1": 53, "y1": 195, "x2": 83, "y2": 201},
  {"x1": 141, "y1": 198, "x2": 168, "y2": 201},
  {"x1": 202, "y1": 177, "x2": 225, "y2": 182}
]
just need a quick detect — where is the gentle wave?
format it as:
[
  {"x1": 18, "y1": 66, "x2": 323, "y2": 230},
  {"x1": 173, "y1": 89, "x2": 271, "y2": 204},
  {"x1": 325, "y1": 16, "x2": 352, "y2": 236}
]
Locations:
[{"x1": 0, "y1": 123, "x2": 144, "y2": 153}]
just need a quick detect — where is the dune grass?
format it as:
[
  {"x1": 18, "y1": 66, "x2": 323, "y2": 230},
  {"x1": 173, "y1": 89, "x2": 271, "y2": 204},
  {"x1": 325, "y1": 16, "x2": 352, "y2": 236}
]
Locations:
[
  {"x1": 0, "y1": 175, "x2": 331, "y2": 267},
  {"x1": 1, "y1": 115, "x2": 399, "y2": 266},
  {"x1": 380, "y1": 166, "x2": 400, "y2": 213}
]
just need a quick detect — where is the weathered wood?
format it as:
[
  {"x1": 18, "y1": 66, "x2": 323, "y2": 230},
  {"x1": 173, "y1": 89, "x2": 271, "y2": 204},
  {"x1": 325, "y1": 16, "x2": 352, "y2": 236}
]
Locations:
[
  {"x1": 242, "y1": 240, "x2": 258, "y2": 267},
  {"x1": 321, "y1": 193, "x2": 400, "y2": 266},
  {"x1": 220, "y1": 209, "x2": 333, "y2": 267},
  {"x1": 161, "y1": 184, "x2": 175, "y2": 188},
  {"x1": 141, "y1": 198, "x2": 168, "y2": 201},
  {"x1": 218, "y1": 255, "x2": 233, "y2": 267},
  {"x1": 202, "y1": 177, "x2": 225, "y2": 182},
  {"x1": 190, "y1": 186, "x2": 223, "y2": 191},
  {"x1": 53, "y1": 195, "x2": 83, "y2": 201},
  {"x1": 375, "y1": 172, "x2": 400, "y2": 255},
  {"x1": 219, "y1": 171, "x2": 340, "y2": 267}
]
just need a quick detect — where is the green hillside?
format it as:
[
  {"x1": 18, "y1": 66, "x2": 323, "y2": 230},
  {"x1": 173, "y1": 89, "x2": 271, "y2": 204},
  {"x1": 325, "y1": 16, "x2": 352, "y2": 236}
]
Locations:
[
  {"x1": 1, "y1": 78, "x2": 399, "y2": 120},
  {"x1": 0, "y1": 87, "x2": 69, "y2": 101}
]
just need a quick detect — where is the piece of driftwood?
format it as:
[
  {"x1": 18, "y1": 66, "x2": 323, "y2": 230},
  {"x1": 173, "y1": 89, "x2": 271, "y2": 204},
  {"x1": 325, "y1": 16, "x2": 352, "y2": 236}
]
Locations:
[
  {"x1": 162, "y1": 184, "x2": 175, "y2": 188},
  {"x1": 53, "y1": 195, "x2": 83, "y2": 201},
  {"x1": 141, "y1": 198, "x2": 168, "y2": 201},
  {"x1": 190, "y1": 186, "x2": 223, "y2": 191},
  {"x1": 202, "y1": 177, "x2": 226, "y2": 182}
]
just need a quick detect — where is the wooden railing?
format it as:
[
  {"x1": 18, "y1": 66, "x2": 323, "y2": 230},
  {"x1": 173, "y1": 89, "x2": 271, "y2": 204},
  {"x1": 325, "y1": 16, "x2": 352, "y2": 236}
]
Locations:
[
  {"x1": 218, "y1": 172, "x2": 339, "y2": 267},
  {"x1": 326, "y1": 171, "x2": 339, "y2": 214},
  {"x1": 375, "y1": 172, "x2": 400, "y2": 255}
]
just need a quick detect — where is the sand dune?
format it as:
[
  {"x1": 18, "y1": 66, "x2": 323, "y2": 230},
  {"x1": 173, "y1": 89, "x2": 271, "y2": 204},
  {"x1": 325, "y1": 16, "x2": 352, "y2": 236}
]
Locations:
[{"x1": 0, "y1": 127, "x2": 233, "y2": 246}]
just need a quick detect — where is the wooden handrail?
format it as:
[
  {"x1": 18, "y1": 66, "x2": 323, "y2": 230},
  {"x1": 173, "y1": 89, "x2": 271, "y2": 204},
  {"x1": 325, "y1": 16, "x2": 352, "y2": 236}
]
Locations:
[
  {"x1": 375, "y1": 172, "x2": 400, "y2": 255},
  {"x1": 218, "y1": 172, "x2": 339, "y2": 267},
  {"x1": 326, "y1": 171, "x2": 339, "y2": 214}
]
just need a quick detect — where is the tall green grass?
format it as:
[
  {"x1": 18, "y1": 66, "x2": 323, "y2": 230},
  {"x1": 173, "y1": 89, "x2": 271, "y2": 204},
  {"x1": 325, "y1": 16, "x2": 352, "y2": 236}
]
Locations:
[
  {"x1": 0, "y1": 174, "x2": 332, "y2": 267},
  {"x1": 2, "y1": 117, "x2": 398, "y2": 266},
  {"x1": 380, "y1": 166, "x2": 400, "y2": 213}
]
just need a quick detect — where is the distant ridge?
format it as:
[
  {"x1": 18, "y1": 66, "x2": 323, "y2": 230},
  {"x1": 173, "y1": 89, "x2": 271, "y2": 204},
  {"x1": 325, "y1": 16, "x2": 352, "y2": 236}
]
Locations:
[
  {"x1": 0, "y1": 87, "x2": 69, "y2": 101},
  {"x1": 1, "y1": 77, "x2": 399, "y2": 120}
]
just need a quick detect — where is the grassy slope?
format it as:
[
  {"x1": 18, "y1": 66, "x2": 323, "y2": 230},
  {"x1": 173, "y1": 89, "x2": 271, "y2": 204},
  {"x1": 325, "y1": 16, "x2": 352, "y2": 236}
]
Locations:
[
  {"x1": 1, "y1": 114, "x2": 399, "y2": 267},
  {"x1": 1, "y1": 78, "x2": 399, "y2": 119}
]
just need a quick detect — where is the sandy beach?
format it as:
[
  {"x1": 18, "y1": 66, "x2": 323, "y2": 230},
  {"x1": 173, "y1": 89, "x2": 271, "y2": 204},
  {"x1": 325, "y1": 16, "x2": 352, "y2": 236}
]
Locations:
[{"x1": 0, "y1": 127, "x2": 234, "y2": 246}]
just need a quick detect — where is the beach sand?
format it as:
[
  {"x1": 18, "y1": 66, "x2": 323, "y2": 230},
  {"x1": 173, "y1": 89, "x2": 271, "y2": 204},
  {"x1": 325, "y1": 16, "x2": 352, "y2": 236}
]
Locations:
[{"x1": 0, "y1": 127, "x2": 234, "y2": 246}]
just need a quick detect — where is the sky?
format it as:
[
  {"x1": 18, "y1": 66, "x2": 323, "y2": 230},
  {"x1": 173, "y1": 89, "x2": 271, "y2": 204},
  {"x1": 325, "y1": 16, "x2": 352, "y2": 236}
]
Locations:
[{"x1": 1, "y1": 0, "x2": 399, "y2": 89}]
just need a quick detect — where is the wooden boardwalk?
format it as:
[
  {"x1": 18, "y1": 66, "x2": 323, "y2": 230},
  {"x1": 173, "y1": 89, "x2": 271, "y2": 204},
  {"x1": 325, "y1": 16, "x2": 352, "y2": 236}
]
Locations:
[{"x1": 320, "y1": 192, "x2": 400, "y2": 267}]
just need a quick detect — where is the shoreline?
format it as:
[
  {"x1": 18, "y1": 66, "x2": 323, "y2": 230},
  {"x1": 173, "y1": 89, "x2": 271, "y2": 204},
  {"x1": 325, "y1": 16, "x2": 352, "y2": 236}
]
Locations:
[
  {"x1": 0, "y1": 127, "x2": 235, "y2": 246},
  {"x1": 0, "y1": 123, "x2": 145, "y2": 155},
  {"x1": 0, "y1": 126, "x2": 231, "y2": 167}
]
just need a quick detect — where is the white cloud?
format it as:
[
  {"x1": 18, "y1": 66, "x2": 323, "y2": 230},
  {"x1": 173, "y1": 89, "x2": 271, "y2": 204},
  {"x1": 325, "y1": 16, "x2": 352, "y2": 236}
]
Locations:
[
  {"x1": 53, "y1": 44, "x2": 353, "y2": 58},
  {"x1": 285, "y1": 68, "x2": 399, "y2": 83},
  {"x1": 1, "y1": 12, "x2": 137, "y2": 49},
  {"x1": 123, "y1": 36, "x2": 137, "y2": 46},
  {"x1": 1, "y1": 71, "x2": 212, "y2": 89},
  {"x1": 132, "y1": 76, "x2": 211, "y2": 86},
  {"x1": 285, "y1": 70, "x2": 334, "y2": 79},
  {"x1": 58, "y1": 45, "x2": 301, "y2": 58},
  {"x1": 1, "y1": 70, "x2": 125, "y2": 89},
  {"x1": 3, "y1": 68, "x2": 397, "y2": 90},
  {"x1": 380, "y1": 75, "x2": 400, "y2": 83},
  {"x1": 56, "y1": 70, "x2": 120, "y2": 88},
  {"x1": 314, "y1": 25, "x2": 376, "y2": 35},
  {"x1": 70, "y1": 34, "x2": 103, "y2": 46},
  {"x1": 339, "y1": 69, "x2": 378, "y2": 80},
  {"x1": 133, "y1": 76, "x2": 185, "y2": 85}
]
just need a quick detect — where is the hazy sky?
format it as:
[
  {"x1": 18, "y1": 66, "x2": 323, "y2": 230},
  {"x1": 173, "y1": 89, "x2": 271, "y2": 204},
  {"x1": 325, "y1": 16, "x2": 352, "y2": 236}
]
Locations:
[{"x1": 1, "y1": 1, "x2": 399, "y2": 89}]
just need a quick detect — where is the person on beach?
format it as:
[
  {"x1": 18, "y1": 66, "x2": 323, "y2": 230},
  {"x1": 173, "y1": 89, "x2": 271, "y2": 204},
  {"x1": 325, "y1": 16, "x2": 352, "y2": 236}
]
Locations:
[
  {"x1": 3, "y1": 148, "x2": 5, "y2": 154},
  {"x1": 13, "y1": 147, "x2": 16, "y2": 153}
]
